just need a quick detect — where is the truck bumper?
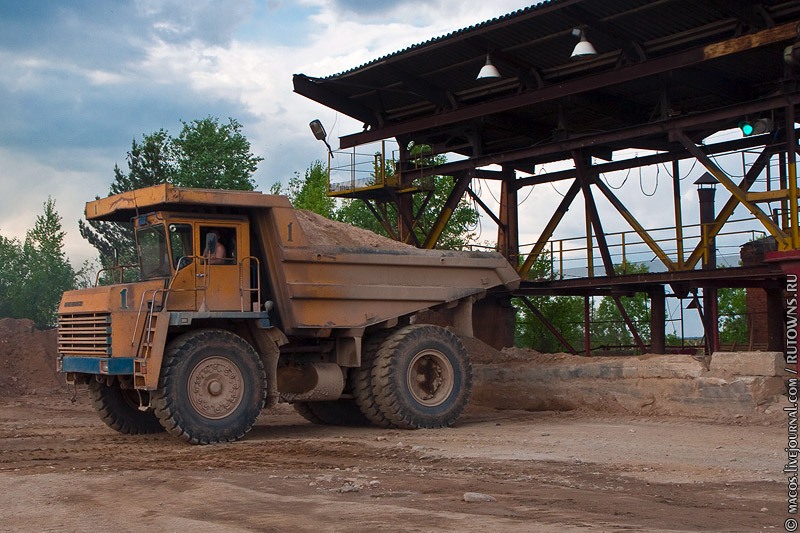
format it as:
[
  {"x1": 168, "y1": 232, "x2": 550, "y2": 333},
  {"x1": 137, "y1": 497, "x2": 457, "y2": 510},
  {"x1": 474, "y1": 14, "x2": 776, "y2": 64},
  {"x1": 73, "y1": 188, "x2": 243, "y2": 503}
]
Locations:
[{"x1": 58, "y1": 356, "x2": 135, "y2": 375}]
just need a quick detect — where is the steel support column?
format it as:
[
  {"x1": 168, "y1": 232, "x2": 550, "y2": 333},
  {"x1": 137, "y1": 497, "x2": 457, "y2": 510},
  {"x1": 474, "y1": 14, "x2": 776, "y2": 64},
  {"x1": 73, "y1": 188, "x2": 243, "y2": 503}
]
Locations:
[
  {"x1": 497, "y1": 167, "x2": 519, "y2": 264},
  {"x1": 650, "y1": 285, "x2": 666, "y2": 354}
]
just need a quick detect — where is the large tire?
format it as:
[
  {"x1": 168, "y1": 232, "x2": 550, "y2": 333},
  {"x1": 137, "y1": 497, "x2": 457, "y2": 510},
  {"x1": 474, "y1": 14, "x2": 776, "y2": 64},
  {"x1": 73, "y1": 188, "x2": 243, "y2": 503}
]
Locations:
[
  {"x1": 372, "y1": 324, "x2": 472, "y2": 430},
  {"x1": 292, "y1": 399, "x2": 371, "y2": 426},
  {"x1": 152, "y1": 329, "x2": 266, "y2": 444},
  {"x1": 88, "y1": 379, "x2": 164, "y2": 435},
  {"x1": 352, "y1": 331, "x2": 395, "y2": 427}
]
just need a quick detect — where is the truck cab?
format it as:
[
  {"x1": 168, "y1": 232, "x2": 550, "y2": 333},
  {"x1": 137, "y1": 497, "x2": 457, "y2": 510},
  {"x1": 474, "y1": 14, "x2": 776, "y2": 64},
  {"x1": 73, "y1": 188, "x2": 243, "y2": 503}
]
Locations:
[{"x1": 134, "y1": 212, "x2": 256, "y2": 312}]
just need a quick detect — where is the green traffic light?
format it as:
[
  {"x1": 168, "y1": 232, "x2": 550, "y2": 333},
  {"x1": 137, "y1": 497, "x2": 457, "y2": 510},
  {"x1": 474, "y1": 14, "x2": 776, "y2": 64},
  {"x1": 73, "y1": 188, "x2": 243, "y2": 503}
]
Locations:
[{"x1": 739, "y1": 121, "x2": 754, "y2": 136}]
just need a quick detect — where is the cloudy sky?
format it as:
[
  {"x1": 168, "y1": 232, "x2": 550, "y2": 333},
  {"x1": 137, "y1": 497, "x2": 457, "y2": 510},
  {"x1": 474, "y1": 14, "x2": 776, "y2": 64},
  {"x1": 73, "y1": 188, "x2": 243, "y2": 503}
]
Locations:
[
  {"x1": 0, "y1": 0, "x2": 754, "y2": 305},
  {"x1": 0, "y1": 0, "x2": 537, "y2": 265}
]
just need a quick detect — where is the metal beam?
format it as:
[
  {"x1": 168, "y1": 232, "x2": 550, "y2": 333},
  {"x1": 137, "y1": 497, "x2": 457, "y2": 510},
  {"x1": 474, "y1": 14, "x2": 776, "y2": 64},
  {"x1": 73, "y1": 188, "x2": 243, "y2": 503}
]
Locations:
[
  {"x1": 683, "y1": 143, "x2": 775, "y2": 268},
  {"x1": 293, "y1": 75, "x2": 382, "y2": 128},
  {"x1": 362, "y1": 200, "x2": 400, "y2": 241},
  {"x1": 518, "y1": 178, "x2": 582, "y2": 278},
  {"x1": 593, "y1": 178, "x2": 677, "y2": 271},
  {"x1": 465, "y1": 187, "x2": 503, "y2": 227},
  {"x1": 517, "y1": 296, "x2": 579, "y2": 355},
  {"x1": 402, "y1": 92, "x2": 800, "y2": 181},
  {"x1": 674, "y1": 130, "x2": 790, "y2": 248},
  {"x1": 576, "y1": 153, "x2": 647, "y2": 352},
  {"x1": 387, "y1": 65, "x2": 455, "y2": 111},
  {"x1": 339, "y1": 22, "x2": 799, "y2": 149},
  {"x1": 422, "y1": 174, "x2": 472, "y2": 249}
]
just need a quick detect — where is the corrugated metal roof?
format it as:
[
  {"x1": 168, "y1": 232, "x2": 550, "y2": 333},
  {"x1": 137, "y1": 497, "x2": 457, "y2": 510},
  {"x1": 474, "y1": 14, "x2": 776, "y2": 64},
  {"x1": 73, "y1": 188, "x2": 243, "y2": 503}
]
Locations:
[
  {"x1": 295, "y1": 0, "x2": 800, "y2": 168},
  {"x1": 319, "y1": 1, "x2": 560, "y2": 79}
]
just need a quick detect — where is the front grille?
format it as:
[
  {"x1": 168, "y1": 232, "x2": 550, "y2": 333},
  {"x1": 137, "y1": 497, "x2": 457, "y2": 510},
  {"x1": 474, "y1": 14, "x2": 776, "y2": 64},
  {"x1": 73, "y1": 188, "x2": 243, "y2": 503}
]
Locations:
[{"x1": 58, "y1": 313, "x2": 112, "y2": 356}]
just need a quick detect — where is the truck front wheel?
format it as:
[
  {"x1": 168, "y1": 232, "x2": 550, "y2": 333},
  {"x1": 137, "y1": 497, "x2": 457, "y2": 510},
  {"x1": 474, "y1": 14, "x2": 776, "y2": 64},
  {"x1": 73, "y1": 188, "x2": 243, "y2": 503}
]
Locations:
[
  {"x1": 152, "y1": 329, "x2": 266, "y2": 444},
  {"x1": 88, "y1": 379, "x2": 164, "y2": 434},
  {"x1": 372, "y1": 324, "x2": 472, "y2": 429}
]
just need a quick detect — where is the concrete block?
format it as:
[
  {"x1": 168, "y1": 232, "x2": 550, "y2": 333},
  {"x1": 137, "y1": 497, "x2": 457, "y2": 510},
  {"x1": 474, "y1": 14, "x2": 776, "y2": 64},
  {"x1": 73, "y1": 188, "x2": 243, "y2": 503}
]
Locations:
[
  {"x1": 623, "y1": 355, "x2": 705, "y2": 379},
  {"x1": 709, "y1": 351, "x2": 784, "y2": 376}
]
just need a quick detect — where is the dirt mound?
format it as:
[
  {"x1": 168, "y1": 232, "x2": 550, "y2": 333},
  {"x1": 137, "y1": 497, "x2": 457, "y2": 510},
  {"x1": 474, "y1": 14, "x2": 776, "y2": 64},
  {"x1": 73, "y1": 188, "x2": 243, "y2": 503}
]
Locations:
[
  {"x1": 460, "y1": 336, "x2": 547, "y2": 364},
  {"x1": 295, "y1": 210, "x2": 414, "y2": 250},
  {"x1": 0, "y1": 318, "x2": 63, "y2": 396}
]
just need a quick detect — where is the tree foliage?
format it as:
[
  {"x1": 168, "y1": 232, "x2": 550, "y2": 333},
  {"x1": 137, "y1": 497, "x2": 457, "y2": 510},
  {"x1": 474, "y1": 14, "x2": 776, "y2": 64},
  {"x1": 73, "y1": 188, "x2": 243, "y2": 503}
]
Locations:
[
  {"x1": 514, "y1": 252, "x2": 584, "y2": 353},
  {"x1": 283, "y1": 160, "x2": 335, "y2": 218},
  {"x1": 79, "y1": 130, "x2": 173, "y2": 270},
  {"x1": 718, "y1": 287, "x2": 748, "y2": 345},
  {"x1": 171, "y1": 117, "x2": 262, "y2": 191},
  {"x1": 0, "y1": 233, "x2": 23, "y2": 319},
  {"x1": 590, "y1": 262, "x2": 651, "y2": 351},
  {"x1": 0, "y1": 199, "x2": 75, "y2": 328}
]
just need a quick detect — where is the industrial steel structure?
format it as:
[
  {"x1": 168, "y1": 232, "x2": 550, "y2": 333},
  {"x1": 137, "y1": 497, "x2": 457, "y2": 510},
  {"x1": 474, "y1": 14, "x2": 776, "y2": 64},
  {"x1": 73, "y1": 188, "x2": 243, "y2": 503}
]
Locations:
[{"x1": 294, "y1": 0, "x2": 800, "y2": 354}]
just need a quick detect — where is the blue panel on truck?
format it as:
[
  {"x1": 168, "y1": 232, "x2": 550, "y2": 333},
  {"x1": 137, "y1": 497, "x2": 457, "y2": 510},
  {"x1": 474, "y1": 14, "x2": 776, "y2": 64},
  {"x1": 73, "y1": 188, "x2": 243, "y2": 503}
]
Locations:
[{"x1": 60, "y1": 357, "x2": 135, "y2": 375}]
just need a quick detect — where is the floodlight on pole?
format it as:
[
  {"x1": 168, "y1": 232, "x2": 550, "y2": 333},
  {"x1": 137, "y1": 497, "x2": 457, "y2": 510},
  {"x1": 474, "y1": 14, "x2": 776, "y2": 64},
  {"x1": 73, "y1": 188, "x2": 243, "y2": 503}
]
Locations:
[{"x1": 309, "y1": 119, "x2": 333, "y2": 157}]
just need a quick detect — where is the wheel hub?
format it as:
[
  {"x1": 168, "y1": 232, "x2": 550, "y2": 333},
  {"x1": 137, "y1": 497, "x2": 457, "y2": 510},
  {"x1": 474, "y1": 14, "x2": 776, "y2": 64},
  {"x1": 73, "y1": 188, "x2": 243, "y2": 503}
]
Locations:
[
  {"x1": 407, "y1": 349, "x2": 454, "y2": 407},
  {"x1": 188, "y1": 356, "x2": 244, "y2": 420}
]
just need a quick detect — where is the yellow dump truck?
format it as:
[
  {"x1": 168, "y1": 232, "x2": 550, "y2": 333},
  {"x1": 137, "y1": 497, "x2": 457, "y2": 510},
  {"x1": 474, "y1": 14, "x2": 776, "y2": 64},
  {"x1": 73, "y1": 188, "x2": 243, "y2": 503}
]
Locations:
[{"x1": 58, "y1": 184, "x2": 519, "y2": 444}]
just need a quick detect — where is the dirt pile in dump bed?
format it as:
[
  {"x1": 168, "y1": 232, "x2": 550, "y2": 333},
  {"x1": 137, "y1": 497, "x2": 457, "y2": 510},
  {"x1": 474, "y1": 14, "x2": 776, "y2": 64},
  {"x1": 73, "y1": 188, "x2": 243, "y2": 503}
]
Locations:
[
  {"x1": 295, "y1": 209, "x2": 416, "y2": 250},
  {"x1": 0, "y1": 318, "x2": 63, "y2": 396}
]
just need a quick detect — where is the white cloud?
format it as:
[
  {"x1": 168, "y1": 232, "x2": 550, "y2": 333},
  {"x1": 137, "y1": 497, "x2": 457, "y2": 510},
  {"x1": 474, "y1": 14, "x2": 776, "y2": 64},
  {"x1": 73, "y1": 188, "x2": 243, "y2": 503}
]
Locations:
[{"x1": 0, "y1": 147, "x2": 111, "y2": 268}]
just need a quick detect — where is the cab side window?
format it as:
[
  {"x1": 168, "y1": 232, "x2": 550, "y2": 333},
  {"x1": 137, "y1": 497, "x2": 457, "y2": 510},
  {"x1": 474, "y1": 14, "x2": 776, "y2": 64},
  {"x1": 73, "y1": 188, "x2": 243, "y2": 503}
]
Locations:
[
  {"x1": 201, "y1": 227, "x2": 236, "y2": 265},
  {"x1": 168, "y1": 223, "x2": 193, "y2": 269}
]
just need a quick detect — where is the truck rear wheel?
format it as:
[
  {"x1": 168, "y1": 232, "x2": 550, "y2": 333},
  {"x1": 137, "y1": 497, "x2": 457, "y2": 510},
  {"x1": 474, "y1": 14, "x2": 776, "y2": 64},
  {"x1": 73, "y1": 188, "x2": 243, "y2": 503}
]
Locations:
[
  {"x1": 152, "y1": 329, "x2": 266, "y2": 444},
  {"x1": 292, "y1": 400, "x2": 371, "y2": 426},
  {"x1": 372, "y1": 324, "x2": 472, "y2": 429},
  {"x1": 352, "y1": 331, "x2": 395, "y2": 428},
  {"x1": 88, "y1": 379, "x2": 164, "y2": 434}
]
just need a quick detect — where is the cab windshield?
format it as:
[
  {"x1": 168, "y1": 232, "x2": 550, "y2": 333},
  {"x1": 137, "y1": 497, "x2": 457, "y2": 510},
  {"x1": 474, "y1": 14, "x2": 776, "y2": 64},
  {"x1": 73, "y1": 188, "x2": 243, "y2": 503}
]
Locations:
[{"x1": 136, "y1": 225, "x2": 172, "y2": 279}]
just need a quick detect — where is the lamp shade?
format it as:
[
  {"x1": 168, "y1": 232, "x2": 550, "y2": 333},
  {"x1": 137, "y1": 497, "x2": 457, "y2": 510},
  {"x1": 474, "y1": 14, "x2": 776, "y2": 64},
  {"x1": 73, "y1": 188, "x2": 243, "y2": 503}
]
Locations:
[
  {"x1": 570, "y1": 28, "x2": 597, "y2": 59},
  {"x1": 571, "y1": 37, "x2": 597, "y2": 58},
  {"x1": 477, "y1": 55, "x2": 501, "y2": 79}
]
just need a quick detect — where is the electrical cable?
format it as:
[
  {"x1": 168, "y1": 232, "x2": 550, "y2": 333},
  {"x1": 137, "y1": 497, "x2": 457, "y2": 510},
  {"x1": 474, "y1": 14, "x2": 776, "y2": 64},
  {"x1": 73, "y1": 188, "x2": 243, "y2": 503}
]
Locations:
[
  {"x1": 601, "y1": 167, "x2": 630, "y2": 190},
  {"x1": 639, "y1": 162, "x2": 659, "y2": 196}
]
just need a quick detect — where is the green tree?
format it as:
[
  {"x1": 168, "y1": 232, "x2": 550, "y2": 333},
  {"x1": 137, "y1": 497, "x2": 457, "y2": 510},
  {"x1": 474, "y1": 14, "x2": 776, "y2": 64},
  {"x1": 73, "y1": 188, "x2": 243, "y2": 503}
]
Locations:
[
  {"x1": 591, "y1": 262, "x2": 651, "y2": 351},
  {"x1": 718, "y1": 287, "x2": 748, "y2": 345},
  {"x1": 514, "y1": 252, "x2": 584, "y2": 353},
  {"x1": 13, "y1": 199, "x2": 75, "y2": 328},
  {"x1": 0, "y1": 233, "x2": 23, "y2": 318},
  {"x1": 171, "y1": 117, "x2": 262, "y2": 190},
  {"x1": 283, "y1": 160, "x2": 336, "y2": 217},
  {"x1": 79, "y1": 130, "x2": 173, "y2": 270}
]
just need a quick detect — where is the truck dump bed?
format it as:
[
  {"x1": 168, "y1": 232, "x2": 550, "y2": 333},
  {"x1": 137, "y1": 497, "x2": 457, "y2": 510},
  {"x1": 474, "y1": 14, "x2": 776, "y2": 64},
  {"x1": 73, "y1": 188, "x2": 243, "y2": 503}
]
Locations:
[{"x1": 87, "y1": 184, "x2": 520, "y2": 335}]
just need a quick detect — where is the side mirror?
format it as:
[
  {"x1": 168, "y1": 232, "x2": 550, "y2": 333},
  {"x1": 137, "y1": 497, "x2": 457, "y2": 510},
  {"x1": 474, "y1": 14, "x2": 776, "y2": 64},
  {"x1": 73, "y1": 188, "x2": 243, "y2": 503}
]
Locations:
[{"x1": 204, "y1": 232, "x2": 218, "y2": 255}]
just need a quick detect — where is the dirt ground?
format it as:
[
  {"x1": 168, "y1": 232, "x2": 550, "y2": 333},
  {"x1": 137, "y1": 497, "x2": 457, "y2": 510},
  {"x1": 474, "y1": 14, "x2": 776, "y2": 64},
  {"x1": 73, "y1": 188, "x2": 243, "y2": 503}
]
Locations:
[{"x1": 0, "y1": 318, "x2": 788, "y2": 532}]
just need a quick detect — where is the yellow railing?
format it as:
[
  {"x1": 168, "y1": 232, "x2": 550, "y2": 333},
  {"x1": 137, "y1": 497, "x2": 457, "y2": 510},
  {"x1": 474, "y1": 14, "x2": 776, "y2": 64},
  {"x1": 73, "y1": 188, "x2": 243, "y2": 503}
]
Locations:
[{"x1": 526, "y1": 216, "x2": 769, "y2": 280}]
